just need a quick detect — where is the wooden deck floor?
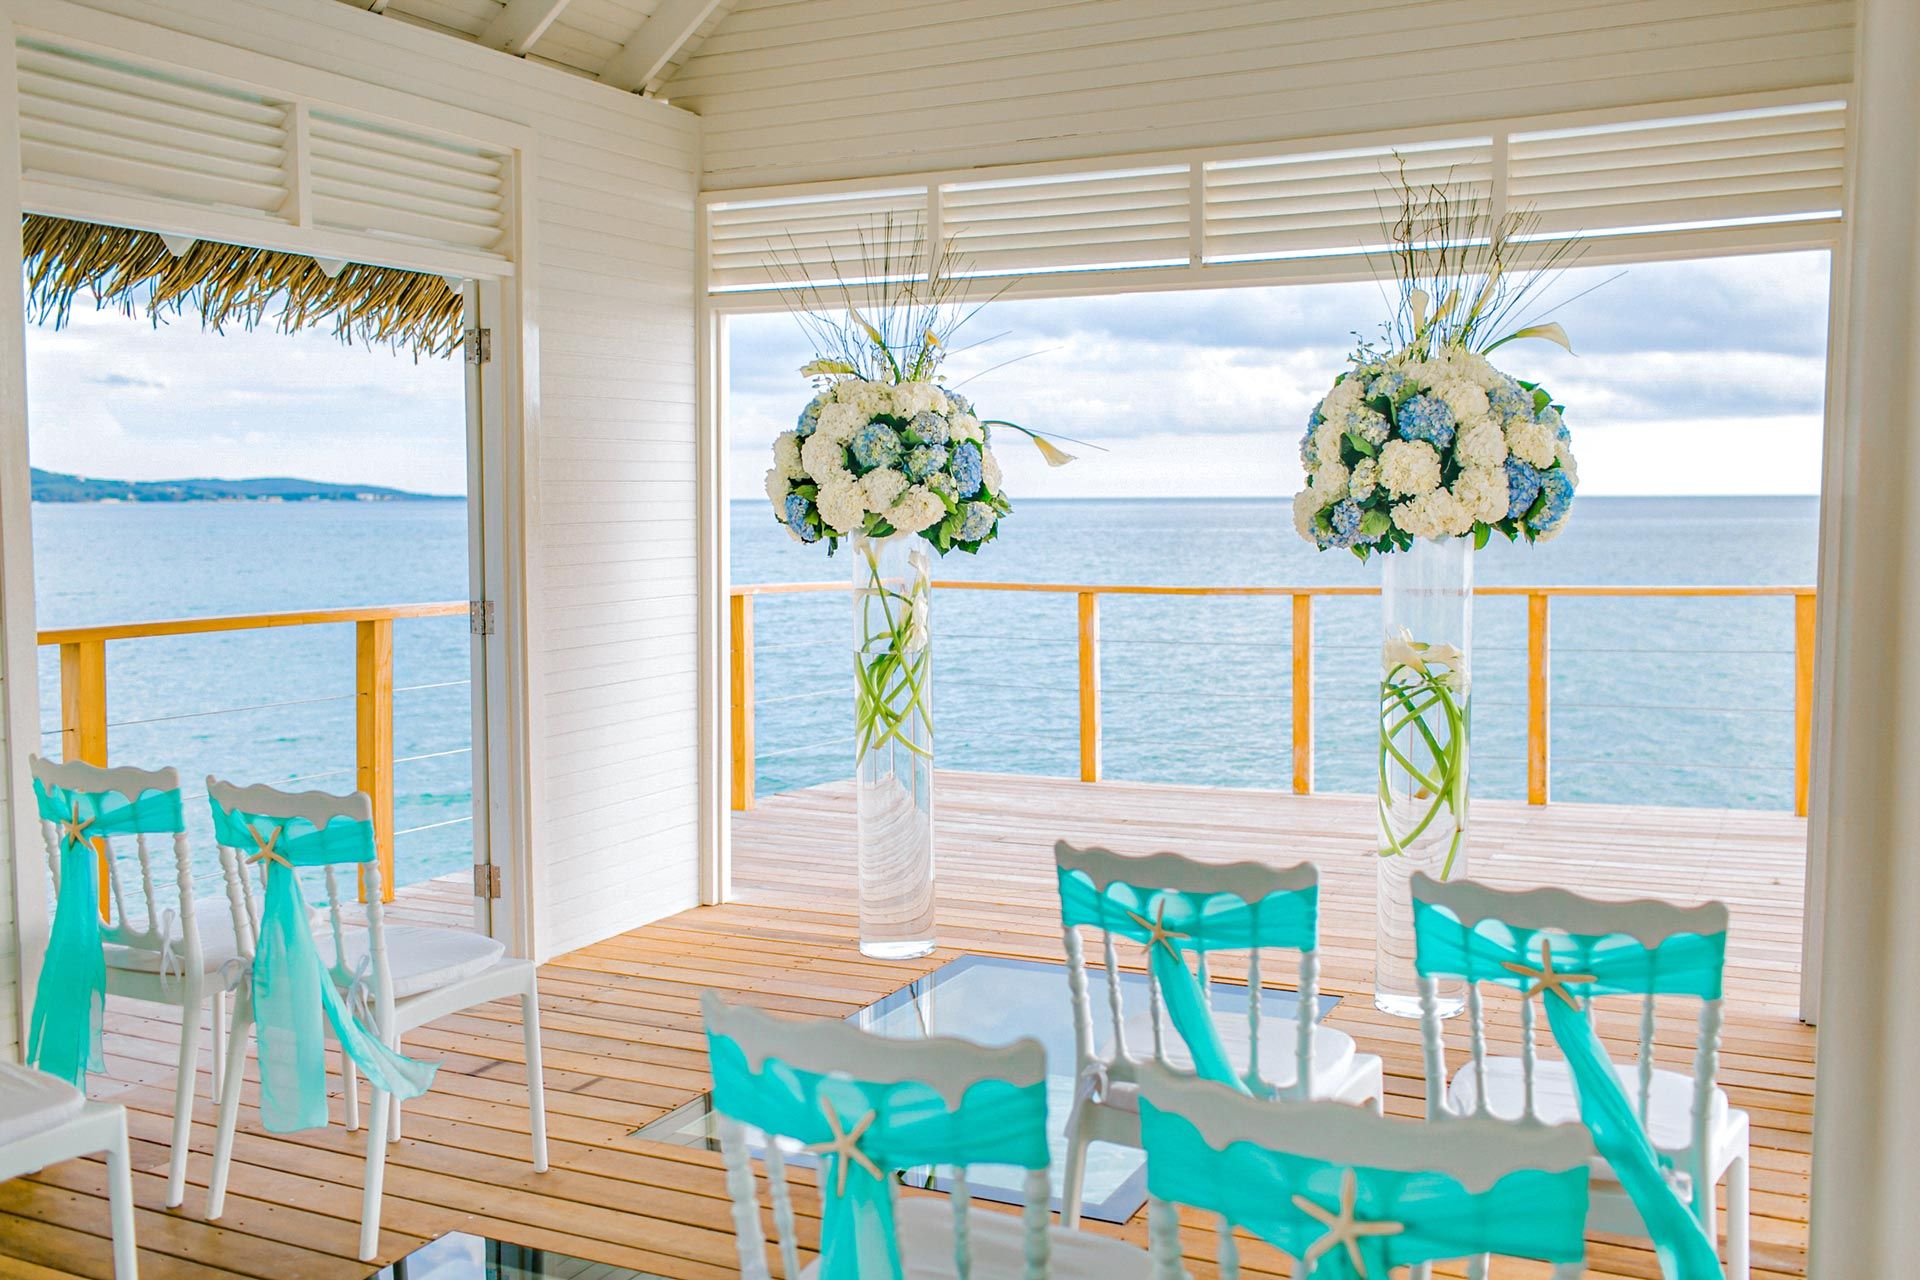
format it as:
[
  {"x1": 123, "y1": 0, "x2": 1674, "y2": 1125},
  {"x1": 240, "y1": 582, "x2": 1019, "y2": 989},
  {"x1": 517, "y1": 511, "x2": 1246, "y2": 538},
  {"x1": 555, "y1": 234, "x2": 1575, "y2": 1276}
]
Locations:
[{"x1": 0, "y1": 774, "x2": 1813, "y2": 1279}]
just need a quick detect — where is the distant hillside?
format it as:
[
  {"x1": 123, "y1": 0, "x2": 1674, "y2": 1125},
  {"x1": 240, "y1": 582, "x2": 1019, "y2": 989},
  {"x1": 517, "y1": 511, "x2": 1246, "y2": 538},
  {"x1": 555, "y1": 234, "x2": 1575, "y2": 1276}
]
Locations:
[{"x1": 31, "y1": 468, "x2": 457, "y2": 504}]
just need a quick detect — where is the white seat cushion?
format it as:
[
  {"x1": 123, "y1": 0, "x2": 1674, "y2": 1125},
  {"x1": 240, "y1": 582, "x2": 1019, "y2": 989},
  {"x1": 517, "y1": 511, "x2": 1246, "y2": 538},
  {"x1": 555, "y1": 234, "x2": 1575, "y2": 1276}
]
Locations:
[
  {"x1": 1448, "y1": 1056, "x2": 1733, "y2": 1157},
  {"x1": 1120, "y1": 1007, "x2": 1361, "y2": 1096},
  {"x1": 801, "y1": 1194, "x2": 1151, "y2": 1279},
  {"x1": 102, "y1": 897, "x2": 246, "y2": 976},
  {"x1": 331, "y1": 925, "x2": 507, "y2": 999},
  {"x1": 0, "y1": 1063, "x2": 86, "y2": 1147}
]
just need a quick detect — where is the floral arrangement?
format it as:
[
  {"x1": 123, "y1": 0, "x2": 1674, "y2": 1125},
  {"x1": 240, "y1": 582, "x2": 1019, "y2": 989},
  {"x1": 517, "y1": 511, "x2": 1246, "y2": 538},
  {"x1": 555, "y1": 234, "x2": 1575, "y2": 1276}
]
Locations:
[{"x1": 1293, "y1": 168, "x2": 1586, "y2": 559}]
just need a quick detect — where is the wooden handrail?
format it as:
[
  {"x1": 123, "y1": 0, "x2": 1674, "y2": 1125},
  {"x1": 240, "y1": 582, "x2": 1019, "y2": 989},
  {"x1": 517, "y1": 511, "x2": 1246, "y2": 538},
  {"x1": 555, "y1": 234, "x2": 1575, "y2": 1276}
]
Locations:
[
  {"x1": 727, "y1": 580, "x2": 1818, "y2": 814},
  {"x1": 35, "y1": 601, "x2": 467, "y2": 903}
]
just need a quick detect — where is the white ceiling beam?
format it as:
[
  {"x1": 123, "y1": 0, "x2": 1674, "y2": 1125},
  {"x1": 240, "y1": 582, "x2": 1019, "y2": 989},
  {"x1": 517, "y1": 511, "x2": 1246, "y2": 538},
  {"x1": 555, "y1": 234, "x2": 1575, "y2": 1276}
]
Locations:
[
  {"x1": 477, "y1": 0, "x2": 577, "y2": 55},
  {"x1": 598, "y1": 0, "x2": 725, "y2": 94}
]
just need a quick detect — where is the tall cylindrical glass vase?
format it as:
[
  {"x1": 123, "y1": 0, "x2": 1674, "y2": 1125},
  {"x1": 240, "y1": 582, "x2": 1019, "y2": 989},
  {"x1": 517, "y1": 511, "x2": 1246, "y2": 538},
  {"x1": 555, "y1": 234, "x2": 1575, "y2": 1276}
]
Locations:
[
  {"x1": 1376, "y1": 534, "x2": 1472, "y2": 1017},
  {"x1": 853, "y1": 534, "x2": 936, "y2": 958}
]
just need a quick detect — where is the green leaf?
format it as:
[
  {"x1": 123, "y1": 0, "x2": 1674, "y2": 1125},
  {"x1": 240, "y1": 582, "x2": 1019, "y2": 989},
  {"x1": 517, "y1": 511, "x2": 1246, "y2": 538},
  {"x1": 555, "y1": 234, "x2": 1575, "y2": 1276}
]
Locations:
[
  {"x1": 1473, "y1": 522, "x2": 1491, "y2": 550},
  {"x1": 1345, "y1": 431, "x2": 1378, "y2": 458},
  {"x1": 1360, "y1": 509, "x2": 1392, "y2": 537}
]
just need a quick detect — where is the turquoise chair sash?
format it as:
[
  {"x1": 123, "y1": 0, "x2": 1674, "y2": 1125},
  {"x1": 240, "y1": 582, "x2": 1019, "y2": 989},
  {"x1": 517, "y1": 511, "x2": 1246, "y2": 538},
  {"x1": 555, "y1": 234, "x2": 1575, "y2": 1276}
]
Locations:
[
  {"x1": 706, "y1": 1026, "x2": 1050, "y2": 1280},
  {"x1": 1058, "y1": 865, "x2": 1317, "y2": 1093},
  {"x1": 1413, "y1": 897, "x2": 1726, "y2": 1280},
  {"x1": 1138, "y1": 1093, "x2": 1590, "y2": 1276},
  {"x1": 28, "y1": 776, "x2": 185, "y2": 1087},
  {"x1": 210, "y1": 798, "x2": 436, "y2": 1133}
]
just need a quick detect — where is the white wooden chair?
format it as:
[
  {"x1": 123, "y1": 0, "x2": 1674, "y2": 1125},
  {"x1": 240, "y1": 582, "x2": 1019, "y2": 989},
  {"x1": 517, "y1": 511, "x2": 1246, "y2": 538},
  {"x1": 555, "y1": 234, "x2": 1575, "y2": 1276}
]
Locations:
[
  {"x1": 1411, "y1": 873, "x2": 1751, "y2": 1280},
  {"x1": 28, "y1": 755, "x2": 247, "y2": 1209},
  {"x1": 701, "y1": 991, "x2": 1151, "y2": 1280},
  {"x1": 1052, "y1": 841, "x2": 1384, "y2": 1228},
  {"x1": 204, "y1": 778, "x2": 547, "y2": 1261},
  {"x1": 0, "y1": 1062, "x2": 138, "y2": 1279},
  {"x1": 1135, "y1": 1061, "x2": 1593, "y2": 1279}
]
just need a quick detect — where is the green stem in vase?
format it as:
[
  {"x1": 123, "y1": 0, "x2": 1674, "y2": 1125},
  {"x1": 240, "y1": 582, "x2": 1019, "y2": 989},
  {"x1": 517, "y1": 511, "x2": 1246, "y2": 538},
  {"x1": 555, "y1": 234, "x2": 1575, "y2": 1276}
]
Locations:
[
  {"x1": 856, "y1": 545, "x2": 933, "y2": 764},
  {"x1": 1377, "y1": 657, "x2": 1468, "y2": 870}
]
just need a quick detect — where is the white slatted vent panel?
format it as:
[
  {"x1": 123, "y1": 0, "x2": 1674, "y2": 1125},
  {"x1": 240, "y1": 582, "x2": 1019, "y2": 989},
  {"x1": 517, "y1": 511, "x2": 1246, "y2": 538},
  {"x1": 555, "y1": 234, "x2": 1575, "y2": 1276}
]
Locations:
[
  {"x1": 943, "y1": 166, "x2": 1191, "y2": 276},
  {"x1": 1509, "y1": 102, "x2": 1845, "y2": 237},
  {"x1": 308, "y1": 111, "x2": 509, "y2": 254},
  {"x1": 1203, "y1": 138, "x2": 1493, "y2": 265},
  {"x1": 708, "y1": 187, "x2": 928, "y2": 292},
  {"x1": 16, "y1": 37, "x2": 291, "y2": 220}
]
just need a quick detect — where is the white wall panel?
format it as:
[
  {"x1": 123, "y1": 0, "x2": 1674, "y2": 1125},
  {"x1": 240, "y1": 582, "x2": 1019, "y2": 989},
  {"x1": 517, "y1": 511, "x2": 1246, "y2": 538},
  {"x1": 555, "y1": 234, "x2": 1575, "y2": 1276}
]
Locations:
[
  {"x1": 10, "y1": 0, "x2": 702, "y2": 962},
  {"x1": 669, "y1": 0, "x2": 1854, "y2": 190}
]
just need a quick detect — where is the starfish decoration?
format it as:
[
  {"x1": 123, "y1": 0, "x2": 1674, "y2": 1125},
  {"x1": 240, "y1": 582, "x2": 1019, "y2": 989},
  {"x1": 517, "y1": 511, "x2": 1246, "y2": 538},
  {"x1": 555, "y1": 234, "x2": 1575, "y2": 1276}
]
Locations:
[
  {"x1": 1500, "y1": 939, "x2": 1596, "y2": 1010},
  {"x1": 58, "y1": 800, "x2": 95, "y2": 852},
  {"x1": 1291, "y1": 1168, "x2": 1405, "y2": 1277},
  {"x1": 804, "y1": 1101, "x2": 882, "y2": 1197},
  {"x1": 1122, "y1": 899, "x2": 1190, "y2": 958},
  {"x1": 245, "y1": 822, "x2": 292, "y2": 872}
]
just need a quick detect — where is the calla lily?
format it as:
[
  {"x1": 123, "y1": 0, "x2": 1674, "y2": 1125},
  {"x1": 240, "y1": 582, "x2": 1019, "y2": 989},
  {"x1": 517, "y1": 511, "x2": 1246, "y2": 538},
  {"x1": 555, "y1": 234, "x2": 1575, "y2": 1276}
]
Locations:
[
  {"x1": 1382, "y1": 628, "x2": 1428, "y2": 675},
  {"x1": 1031, "y1": 435, "x2": 1076, "y2": 467},
  {"x1": 801, "y1": 358, "x2": 857, "y2": 377}
]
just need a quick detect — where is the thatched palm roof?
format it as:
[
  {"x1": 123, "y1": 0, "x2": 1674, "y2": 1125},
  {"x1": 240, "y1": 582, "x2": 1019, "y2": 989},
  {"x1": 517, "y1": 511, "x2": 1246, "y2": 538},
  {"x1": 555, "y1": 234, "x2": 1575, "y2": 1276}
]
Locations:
[{"x1": 22, "y1": 214, "x2": 462, "y2": 357}]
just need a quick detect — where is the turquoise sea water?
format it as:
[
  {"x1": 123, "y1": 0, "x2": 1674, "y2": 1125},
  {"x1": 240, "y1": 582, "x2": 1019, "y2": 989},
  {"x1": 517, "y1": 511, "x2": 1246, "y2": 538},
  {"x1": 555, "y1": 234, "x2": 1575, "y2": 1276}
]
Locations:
[{"x1": 27, "y1": 494, "x2": 1817, "y2": 896}]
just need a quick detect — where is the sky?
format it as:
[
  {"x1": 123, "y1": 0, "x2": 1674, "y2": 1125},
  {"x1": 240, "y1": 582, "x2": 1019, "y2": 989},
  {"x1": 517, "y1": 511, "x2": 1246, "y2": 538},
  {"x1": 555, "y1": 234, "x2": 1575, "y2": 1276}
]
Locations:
[{"x1": 21, "y1": 249, "x2": 1830, "y2": 500}]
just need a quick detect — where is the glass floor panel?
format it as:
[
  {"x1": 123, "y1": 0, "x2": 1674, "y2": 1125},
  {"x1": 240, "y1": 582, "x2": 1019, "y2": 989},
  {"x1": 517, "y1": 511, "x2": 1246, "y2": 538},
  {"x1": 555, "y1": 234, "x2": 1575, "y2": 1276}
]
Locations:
[
  {"x1": 630, "y1": 953, "x2": 1339, "y2": 1224},
  {"x1": 369, "y1": 1231, "x2": 665, "y2": 1278}
]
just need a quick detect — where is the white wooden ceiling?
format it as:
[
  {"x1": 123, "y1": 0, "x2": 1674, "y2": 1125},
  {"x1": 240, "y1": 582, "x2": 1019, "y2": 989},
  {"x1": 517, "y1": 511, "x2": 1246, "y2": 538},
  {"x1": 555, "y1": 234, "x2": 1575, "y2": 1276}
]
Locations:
[{"x1": 339, "y1": 0, "x2": 736, "y2": 95}]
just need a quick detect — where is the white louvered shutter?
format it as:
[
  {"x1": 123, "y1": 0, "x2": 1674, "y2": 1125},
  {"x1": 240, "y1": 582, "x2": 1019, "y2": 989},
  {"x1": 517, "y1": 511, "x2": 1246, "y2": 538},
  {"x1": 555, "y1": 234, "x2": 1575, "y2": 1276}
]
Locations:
[
  {"x1": 308, "y1": 111, "x2": 508, "y2": 254},
  {"x1": 943, "y1": 166, "x2": 1191, "y2": 276},
  {"x1": 708, "y1": 187, "x2": 927, "y2": 292}
]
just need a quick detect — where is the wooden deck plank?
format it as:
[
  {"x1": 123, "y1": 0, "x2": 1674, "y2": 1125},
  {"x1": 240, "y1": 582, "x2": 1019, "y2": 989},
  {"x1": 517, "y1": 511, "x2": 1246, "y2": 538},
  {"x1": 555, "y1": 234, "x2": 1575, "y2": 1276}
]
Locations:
[{"x1": 0, "y1": 774, "x2": 1813, "y2": 1278}]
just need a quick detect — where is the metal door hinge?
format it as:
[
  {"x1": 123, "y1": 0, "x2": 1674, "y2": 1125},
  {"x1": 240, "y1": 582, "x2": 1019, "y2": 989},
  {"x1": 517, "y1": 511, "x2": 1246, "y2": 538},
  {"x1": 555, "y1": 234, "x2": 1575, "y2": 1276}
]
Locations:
[
  {"x1": 464, "y1": 327, "x2": 492, "y2": 366},
  {"x1": 470, "y1": 599, "x2": 496, "y2": 636},
  {"x1": 474, "y1": 864, "x2": 503, "y2": 898}
]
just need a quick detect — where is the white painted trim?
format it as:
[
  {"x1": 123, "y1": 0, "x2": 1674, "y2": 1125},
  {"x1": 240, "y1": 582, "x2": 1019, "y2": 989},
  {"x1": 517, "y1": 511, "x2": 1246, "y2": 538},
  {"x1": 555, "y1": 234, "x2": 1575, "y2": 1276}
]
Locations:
[
  {"x1": 702, "y1": 992, "x2": 1046, "y2": 1103},
  {"x1": 696, "y1": 203, "x2": 730, "y2": 906},
  {"x1": 1055, "y1": 840, "x2": 1316, "y2": 900},
  {"x1": 1135, "y1": 1061, "x2": 1593, "y2": 1192}
]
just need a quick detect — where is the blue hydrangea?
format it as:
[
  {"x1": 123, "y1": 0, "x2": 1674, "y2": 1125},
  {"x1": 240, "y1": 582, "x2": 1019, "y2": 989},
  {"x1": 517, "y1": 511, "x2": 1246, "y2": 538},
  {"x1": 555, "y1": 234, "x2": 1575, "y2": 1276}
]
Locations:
[
  {"x1": 796, "y1": 394, "x2": 829, "y2": 438},
  {"x1": 951, "y1": 441, "x2": 984, "y2": 497},
  {"x1": 1531, "y1": 467, "x2": 1574, "y2": 533},
  {"x1": 1540, "y1": 405, "x2": 1569, "y2": 442},
  {"x1": 958, "y1": 501, "x2": 996, "y2": 542},
  {"x1": 1396, "y1": 394, "x2": 1456, "y2": 449},
  {"x1": 1301, "y1": 407, "x2": 1324, "y2": 468},
  {"x1": 1324, "y1": 499, "x2": 1365, "y2": 549},
  {"x1": 1504, "y1": 457, "x2": 1542, "y2": 520},
  {"x1": 850, "y1": 422, "x2": 903, "y2": 471},
  {"x1": 903, "y1": 443, "x2": 948, "y2": 482},
  {"x1": 784, "y1": 493, "x2": 819, "y2": 542},
  {"x1": 909, "y1": 410, "x2": 950, "y2": 445},
  {"x1": 1367, "y1": 371, "x2": 1411, "y2": 404},
  {"x1": 945, "y1": 389, "x2": 975, "y2": 418},
  {"x1": 1487, "y1": 381, "x2": 1532, "y2": 422}
]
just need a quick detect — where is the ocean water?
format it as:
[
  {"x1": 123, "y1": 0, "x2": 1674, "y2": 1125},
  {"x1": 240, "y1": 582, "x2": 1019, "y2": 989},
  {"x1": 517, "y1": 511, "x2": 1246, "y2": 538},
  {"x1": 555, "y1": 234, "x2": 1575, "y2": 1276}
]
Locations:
[
  {"x1": 733, "y1": 494, "x2": 1820, "y2": 811},
  {"x1": 26, "y1": 494, "x2": 1817, "y2": 900}
]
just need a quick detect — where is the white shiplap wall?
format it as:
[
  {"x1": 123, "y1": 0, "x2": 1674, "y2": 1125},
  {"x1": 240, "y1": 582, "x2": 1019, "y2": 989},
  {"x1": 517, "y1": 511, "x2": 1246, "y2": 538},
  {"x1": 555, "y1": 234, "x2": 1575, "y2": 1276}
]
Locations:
[
  {"x1": 668, "y1": 0, "x2": 1856, "y2": 190},
  {"x1": 2, "y1": 0, "x2": 702, "y2": 965}
]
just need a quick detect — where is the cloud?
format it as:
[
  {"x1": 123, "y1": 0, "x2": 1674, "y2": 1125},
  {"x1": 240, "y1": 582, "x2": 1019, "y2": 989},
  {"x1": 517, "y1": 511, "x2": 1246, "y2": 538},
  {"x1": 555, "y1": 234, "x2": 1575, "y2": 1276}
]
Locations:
[{"x1": 90, "y1": 372, "x2": 166, "y2": 389}]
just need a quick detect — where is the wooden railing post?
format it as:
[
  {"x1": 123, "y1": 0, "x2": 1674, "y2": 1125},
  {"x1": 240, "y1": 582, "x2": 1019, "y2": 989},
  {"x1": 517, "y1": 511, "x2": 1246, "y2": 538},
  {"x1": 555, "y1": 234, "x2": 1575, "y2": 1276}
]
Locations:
[
  {"x1": 1794, "y1": 591, "x2": 1816, "y2": 818},
  {"x1": 1078, "y1": 592, "x2": 1101, "y2": 782},
  {"x1": 1527, "y1": 593, "x2": 1550, "y2": 805},
  {"x1": 730, "y1": 592, "x2": 756, "y2": 811},
  {"x1": 1291, "y1": 593, "x2": 1313, "y2": 794},
  {"x1": 356, "y1": 618, "x2": 395, "y2": 902},
  {"x1": 59, "y1": 639, "x2": 110, "y2": 913}
]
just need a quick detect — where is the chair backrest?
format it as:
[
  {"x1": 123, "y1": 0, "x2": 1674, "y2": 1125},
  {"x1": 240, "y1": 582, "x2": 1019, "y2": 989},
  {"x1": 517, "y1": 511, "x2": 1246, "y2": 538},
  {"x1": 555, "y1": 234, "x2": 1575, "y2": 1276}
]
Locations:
[
  {"x1": 1410, "y1": 873, "x2": 1730, "y2": 1190},
  {"x1": 1054, "y1": 840, "x2": 1321, "y2": 1097},
  {"x1": 207, "y1": 777, "x2": 395, "y2": 1024},
  {"x1": 702, "y1": 991, "x2": 1052, "y2": 1280},
  {"x1": 1136, "y1": 1063, "x2": 1593, "y2": 1279},
  {"x1": 29, "y1": 754, "x2": 205, "y2": 963}
]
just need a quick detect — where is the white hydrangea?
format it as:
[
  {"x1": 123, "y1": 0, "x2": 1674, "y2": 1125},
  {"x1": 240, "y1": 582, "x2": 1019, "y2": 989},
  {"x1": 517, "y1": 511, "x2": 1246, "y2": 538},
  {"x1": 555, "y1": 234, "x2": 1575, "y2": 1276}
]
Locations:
[
  {"x1": 1310, "y1": 457, "x2": 1350, "y2": 505},
  {"x1": 1455, "y1": 466, "x2": 1509, "y2": 523},
  {"x1": 950, "y1": 414, "x2": 984, "y2": 444},
  {"x1": 1393, "y1": 489, "x2": 1473, "y2": 540},
  {"x1": 859, "y1": 467, "x2": 908, "y2": 513},
  {"x1": 1555, "y1": 440, "x2": 1580, "y2": 488},
  {"x1": 815, "y1": 475, "x2": 867, "y2": 534},
  {"x1": 1378, "y1": 439, "x2": 1442, "y2": 497},
  {"x1": 1435, "y1": 378, "x2": 1490, "y2": 423},
  {"x1": 1455, "y1": 418, "x2": 1507, "y2": 469},
  {"x1": 981, "y1": 448, "x2": 1003, "y2": 494},
  {"x1": 1463, "y1": 352, "x2": 1506, "y2": 390},
  {"x1": 801, "y1": 431, "x2": 850, "y2": 482},
  {"x1": 1323, "y1": 377, "x2": 1365, "y2": 415},
  {"x1": 892, "y1": 381, "x2": 944, "y2": 418},
  {"x1": 888, "y1": 486, "x2": 946, "y2": 536},
  {"x1": 772, "y1": 430, "x2": 806, "y2": 481},
  {"x1": 764, "y1": 468, "x2": 790, "y2": 513},
  {"x1": 1349, "y1": 457, "x2": 1380, "y2": 499},
  {"x1": 1292, "y1": 488, "x2": 1322, "y2": 540},
  {"x1": 815, "y1": 401, "x2": 865, "y2": 443},
  {"x1": 1507, "y1": 416, "x2": 1557, "y2": 468}
]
